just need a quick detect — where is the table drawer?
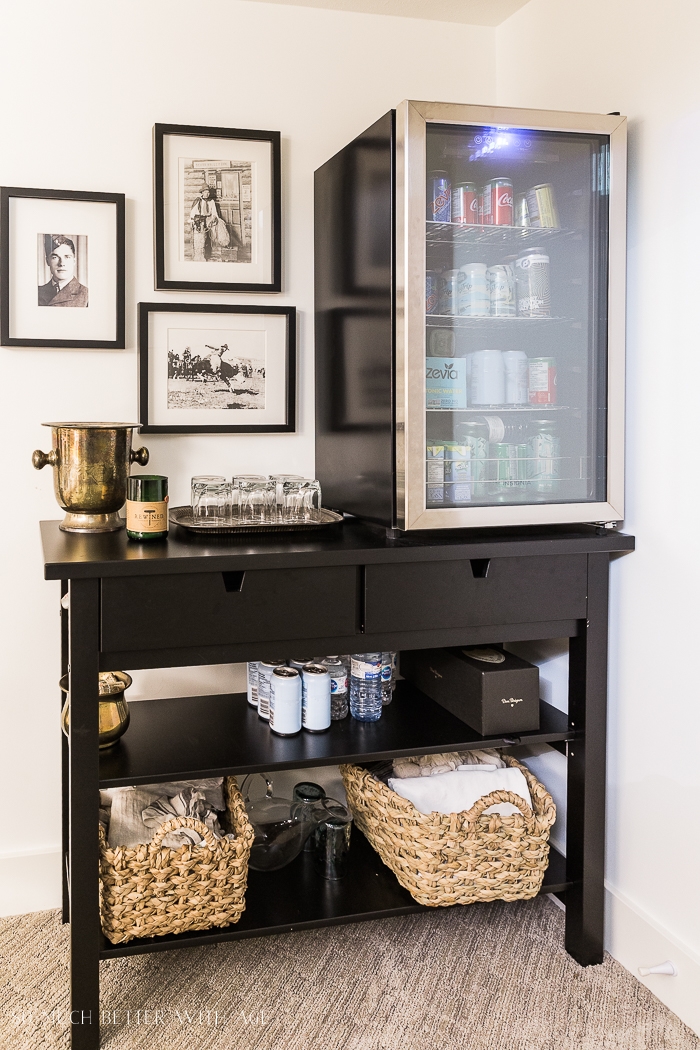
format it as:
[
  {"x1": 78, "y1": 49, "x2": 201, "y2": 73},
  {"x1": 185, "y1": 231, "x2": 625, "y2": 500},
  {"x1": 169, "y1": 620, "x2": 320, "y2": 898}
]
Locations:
[
  {"x1": 364, "y1": 555, "x2": 587, "y2": 634},
  {"x1": 101, "y1": 566, "x2": 359, "y2": 652}
]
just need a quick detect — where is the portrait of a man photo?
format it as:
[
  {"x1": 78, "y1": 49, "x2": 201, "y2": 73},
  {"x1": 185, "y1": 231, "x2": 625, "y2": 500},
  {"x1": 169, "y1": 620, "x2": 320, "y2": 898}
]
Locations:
[{"x1": 38, "y1": 235, "x2": 88, "y2": 307}]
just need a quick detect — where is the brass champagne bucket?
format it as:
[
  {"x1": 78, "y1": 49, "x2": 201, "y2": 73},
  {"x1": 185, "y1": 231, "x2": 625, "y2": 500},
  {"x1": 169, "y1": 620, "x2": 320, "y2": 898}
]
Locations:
[
  {"x1": 60, "y1": 671, "x2": 132, "y2": 749},
  {"x1": 33, "y1": 423, "x2": 149, "y2": 533}
]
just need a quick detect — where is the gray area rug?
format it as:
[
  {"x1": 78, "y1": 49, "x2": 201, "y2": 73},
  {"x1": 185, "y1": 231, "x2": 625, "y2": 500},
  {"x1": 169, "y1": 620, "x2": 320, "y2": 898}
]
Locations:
[{"x1": 1, "y1": 896, "x2": 697, "y2": 1049}]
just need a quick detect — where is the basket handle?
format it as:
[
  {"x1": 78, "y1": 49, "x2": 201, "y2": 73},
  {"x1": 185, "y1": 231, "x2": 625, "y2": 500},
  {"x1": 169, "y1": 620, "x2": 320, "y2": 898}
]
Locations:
[
  {"x1": 148, "y1": 815, "x2": 220, "y2": 850},
  {"x1": 464, "y1": 789, "x2": 534, "y2": 823}
]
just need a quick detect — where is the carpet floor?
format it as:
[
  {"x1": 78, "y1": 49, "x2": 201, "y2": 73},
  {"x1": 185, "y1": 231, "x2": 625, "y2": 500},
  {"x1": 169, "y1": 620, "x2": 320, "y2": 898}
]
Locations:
[{"x1": 0, "y1": 896, "x2": 697, "y2": 1049}]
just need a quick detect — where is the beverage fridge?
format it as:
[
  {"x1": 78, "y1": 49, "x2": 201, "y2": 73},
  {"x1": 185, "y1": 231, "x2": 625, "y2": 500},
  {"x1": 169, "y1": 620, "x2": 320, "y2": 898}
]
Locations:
[{"x1": 314, "y1": 100, "x2": 626, "y2": 530}]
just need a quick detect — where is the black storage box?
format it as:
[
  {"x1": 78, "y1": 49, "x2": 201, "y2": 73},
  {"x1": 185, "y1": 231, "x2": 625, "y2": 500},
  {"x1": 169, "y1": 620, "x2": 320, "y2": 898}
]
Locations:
[{"x1": 400, "y1": 646, "x2": 540, "y2": 736}]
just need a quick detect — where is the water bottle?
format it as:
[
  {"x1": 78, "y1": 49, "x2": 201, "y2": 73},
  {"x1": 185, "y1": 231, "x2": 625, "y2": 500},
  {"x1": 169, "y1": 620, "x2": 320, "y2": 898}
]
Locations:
[
  {"x1": 381, "y1": 652, "x2": 394, "y2": 705},
  {"x1": 323, "y1": 656, "x2": 349, "y2": 720},
  {"x1": 349, "y1": 653, "x2": 383, "y2": 722}
]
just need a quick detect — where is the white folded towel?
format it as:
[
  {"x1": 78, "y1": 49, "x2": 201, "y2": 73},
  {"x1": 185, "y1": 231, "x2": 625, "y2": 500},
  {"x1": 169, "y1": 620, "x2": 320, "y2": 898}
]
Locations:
[{"x1": 387, "y1": 766, "x2": 533, "y2": 818}]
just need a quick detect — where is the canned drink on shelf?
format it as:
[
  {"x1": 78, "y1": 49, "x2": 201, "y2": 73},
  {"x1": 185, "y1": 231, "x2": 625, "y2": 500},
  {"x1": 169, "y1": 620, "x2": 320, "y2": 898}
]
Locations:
[
  {"x1": 528, "y1": 419, "x2": 561, "y2": 494},
  {"x1": 487, "y1": 263, "x2": 516, "y2": 317},
  {"x1": 428, "y1": 327, "x2": 455, "y2": 357},
  {"x1": 491, "y1": 442, "x2": 528, "y2": 494},
  {"x1": 257, "y1": 659, "x2": 286, "y2": 721},
  {"x1": 528, "y1": 357, "x2": 557, "y2": 404},
  {"x1": 458, "y1": 262, "x2": 489, "y2": 316},
  {"x1": 514, "y1": 193, "x2": 530, "y2": 228},
  {"x1": 515, "y1": 249, "x2": 551, "y2": 317},
  {"x1": 427, "y1": 170, "x2": 451, "y2": 223},
  {"x1": 301, "y1": 663, "x2": 331, "y2": 733},
  {"x1": 444, "y1": 443, "x2": 472, "y2": 505},
  {"x1": 426, "y1": 356, "x2": 468, "y2": 410},
  {"x1": 526, "y1": 184, "x2": 560, "y2": 229},
  {"x1": 502, "y1": 350, "x2": 529, "y2": 405},
  {"x1": 451, "y1": 182, "x2": 478, "y2": 225},
  {"x1": 269, "y1": 666, "x2": 302, "y2": 736},
  {"x1": 426, "y1": 444, "x2": 445, "y2": 505},
  {"x1": 470, "y1": 349, "x2": 505, "y2": 406},
  {"x1": 454, "y1": 421, "x2": 489, "y2": 498},
  {"x1": 247, "y1": 661, "x2": 259, "y2": 708},
  {"x1": 426, "y1": 270, "x2": 441, "y2": 315},
  {"x1": 439, "y1": 269, "x2": 464, "y2": 315},
  {"x1": 481, "y1": 178, "x2": 513, "y2": 226}
]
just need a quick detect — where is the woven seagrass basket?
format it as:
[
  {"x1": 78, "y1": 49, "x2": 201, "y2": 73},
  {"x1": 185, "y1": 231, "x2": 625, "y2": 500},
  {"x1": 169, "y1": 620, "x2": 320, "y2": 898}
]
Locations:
[
  {"x1": 340, "y1": 755, "x2": 556, "y2": 908},
  {"x1": 99, "y1": 777, "x2": 254, "y2": 944}
]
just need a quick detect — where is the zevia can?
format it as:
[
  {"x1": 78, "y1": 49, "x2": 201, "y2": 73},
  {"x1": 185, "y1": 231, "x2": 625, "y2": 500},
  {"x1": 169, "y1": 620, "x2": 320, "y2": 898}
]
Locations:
[
  {"x1": 269, "y1": 666, "x2": 302, "y2": 736},
  {"x1": 516, "y1": 249, "x2": 551, "y2": 317},
  {"x1": 301, "y1": 663, "x2": 331, "y2": 733},
  {"x1": 427, "y1": 170, "x2": 451, "y2": 223}
]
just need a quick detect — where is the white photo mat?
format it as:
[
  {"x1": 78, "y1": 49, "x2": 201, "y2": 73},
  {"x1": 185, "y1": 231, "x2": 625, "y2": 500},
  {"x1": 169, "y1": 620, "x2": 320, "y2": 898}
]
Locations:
[
  {"x1": 162, "y1": 133, "x2": 273, "y2": 286},
  {"x1": 147, "y1": 310, "x2": 289, "y2": 428},
  {"x1": 8, "y1": 196, "x2": 117, "y2": 342}
]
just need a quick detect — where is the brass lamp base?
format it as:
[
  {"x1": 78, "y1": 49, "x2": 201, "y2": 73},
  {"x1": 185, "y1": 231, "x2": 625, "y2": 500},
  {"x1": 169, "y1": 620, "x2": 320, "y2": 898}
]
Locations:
[{"x1": 60, "y1": 511, "x2": 125, "y2": 534}]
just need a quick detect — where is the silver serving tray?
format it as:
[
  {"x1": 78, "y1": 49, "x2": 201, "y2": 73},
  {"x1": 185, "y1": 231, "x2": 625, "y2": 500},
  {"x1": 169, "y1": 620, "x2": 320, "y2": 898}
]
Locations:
[{"x1": 169, "y1": 505, "x2": 344, "y2": 535}]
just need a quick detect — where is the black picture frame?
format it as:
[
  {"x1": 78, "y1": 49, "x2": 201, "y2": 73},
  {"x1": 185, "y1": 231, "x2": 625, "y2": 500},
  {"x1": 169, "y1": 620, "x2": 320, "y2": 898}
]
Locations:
[
  {"x1": 154, "y1": 123, "x2": 281, "y2": 293},
  {"x1": 139, "y1": 302, "x2": 296, "y2": 434},
  {"x1": 0, "y1": 186, "x2": 125, "y2": 349}
]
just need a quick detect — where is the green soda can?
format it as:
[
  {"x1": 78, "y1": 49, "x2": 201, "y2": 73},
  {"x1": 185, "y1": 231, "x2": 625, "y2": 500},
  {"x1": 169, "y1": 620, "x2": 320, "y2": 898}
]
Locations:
[
  {"x1": 528, "y1": 420, "x2": 560, "y2": 494},
  {"x1": 491, "y1": 443, "x2": 528, "y2": 500},
  {"x1": 126, "y1": 475, "x2": 169, "y2": 540},
  {"x1": 454, "y1": 420, "x2": 489, "y2": 498},
  {"x1": 444, "y1": 443, "x2": 472, "y2": 505}
]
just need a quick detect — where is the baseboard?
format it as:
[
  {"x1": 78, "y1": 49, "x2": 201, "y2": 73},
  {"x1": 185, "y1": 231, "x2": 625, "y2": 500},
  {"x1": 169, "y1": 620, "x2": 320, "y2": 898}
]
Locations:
[
  {"x1": 0, "y1": 848, "x2": 62, "y2": 917},
  {"x1": 605, "y1": 884, "x2": 700, "y2": 1036}
]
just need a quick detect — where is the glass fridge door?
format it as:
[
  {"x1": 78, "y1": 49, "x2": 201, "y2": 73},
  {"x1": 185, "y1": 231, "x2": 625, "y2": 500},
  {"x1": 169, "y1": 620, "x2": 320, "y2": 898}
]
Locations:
[{"x1": 400, "y1": 105, "x2": 625, "y2": 529}]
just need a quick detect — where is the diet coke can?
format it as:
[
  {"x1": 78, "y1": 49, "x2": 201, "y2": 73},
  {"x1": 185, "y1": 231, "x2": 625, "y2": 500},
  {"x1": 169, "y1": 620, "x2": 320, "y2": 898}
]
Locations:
[
  {"x1": 482, "y1": 178, "x2": 513, "y2": 226},
  {"x1": 451, "y1": 182, "x2": 478, "y2": 225},
  {"x1": 427, "y1": 170, "x2": 451, "y2": 223}
]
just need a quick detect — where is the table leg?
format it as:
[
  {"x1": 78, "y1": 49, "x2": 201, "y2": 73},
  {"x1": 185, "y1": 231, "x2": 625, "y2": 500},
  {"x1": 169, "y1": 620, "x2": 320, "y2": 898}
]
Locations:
[
  {"x1": 61, "y1": 582, "x2": 69, "y2": 925},
  {"x1": 68, "y1": 578, "x2": 101, "y2": 1049},
  {"x1": 565, "y1": 552, "x2": 609, "y2": 966}
]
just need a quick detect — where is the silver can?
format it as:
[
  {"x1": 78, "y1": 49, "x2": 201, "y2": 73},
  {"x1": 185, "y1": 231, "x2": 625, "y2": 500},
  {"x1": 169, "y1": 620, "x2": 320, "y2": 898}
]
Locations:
[
  {"x1": 514, "y1": 192, "x2": 530, "y2": 227},
  {"x1": 526, "y1": 184, "x2": 560, "y2": 229},
  {"x1": 257, "y1": 659, "x2": 286, "y2": 721},
  {"x1": 528, "y1": 419, "x2": 561, "y2": 494},
  {"x1": 438, "y1": 269, "x2": 463, "y2": 315},
  {"x1": 246, "y1": 661, "x2": 259, "y2": 708},
  {"x1": 288, "y1": 657, "x2": 313, "y2": 670},
  {"x1": 301, "y1": 663, "x2": 332, "y2": 733},
  {"x1": 269, "y1": 666, "x2": 302, "y2": 736},
  {"x1": 487, "y1": 263, "x2": 516, "y2": 317},
  {"x1": 502, "y1": 350, "x2": 529, "y2": 405},
  {"x1": 515, "y1": 249, "x2": 551, "y2": 317}
]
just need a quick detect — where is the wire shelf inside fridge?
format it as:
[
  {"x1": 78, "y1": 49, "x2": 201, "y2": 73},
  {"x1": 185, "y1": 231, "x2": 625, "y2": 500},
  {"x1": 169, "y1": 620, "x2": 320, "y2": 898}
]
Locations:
[
  {"x1": 426, "y1": 405, "x2": 570, "y2": 413},
  {"x1": 425, "y1": 222, "x2": 577, "y2": 247},
  {"x1": 426, "y1": 314, "x2": 572, "y2": 331}
]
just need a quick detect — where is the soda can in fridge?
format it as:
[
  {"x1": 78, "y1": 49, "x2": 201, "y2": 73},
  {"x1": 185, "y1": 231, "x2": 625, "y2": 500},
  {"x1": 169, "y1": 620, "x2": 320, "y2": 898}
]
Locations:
[
  {"x1": 426, "y1": 270, "x2": 441, "y2": 315},
  {"x1": 526, "y1": 184, "x2": 559, "y2": 229},
  {"x1": 487, "y1": 263, "x2": 516, "y2": 317},
  {"x1": 515, "y1": 249, "x2": 551, "y2": 317},
  {"x1": 514, "y1": 192, "x2": 530, "y2": 227},
  {"x1": 491, "y1": 443, "x2": 527, "y2": 495},
  {"x1": 502, "y1": 350, "x2": 529, "y2": 405},
  {"x1": 451, "y1": 182, "x2": 478, "y2": 225},
  {"x1": 528, "y1": 357, "x2": 557, "y2": 405},
  {"x1": 481, "y1": 178, "x2": 513, "y2": 226},
  {"x1": 454, "y1": 421, "x2": 489, "y2": 498},
  {"x1": 426, "y1": 444, "x2": 445, "y2": 505},
  {"x1": 470, "y1": 349, "x2": 505, "y2": 406},
  {"x1": 444, "y1": 443, "x2": 472, "y2": 505},
  {"x1": 528, "y1": 420, "x2": 561, "y2": 494},
  {"x1": 427, "y1": 170, "x2": 451, "y2": 223},
  {"x1": 439, "y1": 269, "x2": 464, "y2": 315},
  {"x1": 458, "y1": 262, "x2": 489, "y2": 316}
]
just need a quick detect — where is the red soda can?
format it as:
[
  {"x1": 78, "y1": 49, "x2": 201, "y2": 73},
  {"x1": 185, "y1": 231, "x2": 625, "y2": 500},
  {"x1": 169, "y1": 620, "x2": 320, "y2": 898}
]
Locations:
[
  {"x1": 528, "y1": 357, "x2": 557, "y2": 405},
  {"x1": 483, "y1": 178, "x2": 514, "y2": 226},
  {"x1": 451, "y1": 182, "x2": 478, "y2": 225}
]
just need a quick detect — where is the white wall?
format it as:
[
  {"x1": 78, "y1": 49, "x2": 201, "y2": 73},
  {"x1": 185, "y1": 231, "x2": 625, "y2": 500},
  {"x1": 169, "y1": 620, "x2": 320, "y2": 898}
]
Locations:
[
  {"x1": 497, "y1": 0, "x2": 700, "y2": 1030},
  {"x1": 0, "y1": 0, "x2": 495, "y2": 902}
]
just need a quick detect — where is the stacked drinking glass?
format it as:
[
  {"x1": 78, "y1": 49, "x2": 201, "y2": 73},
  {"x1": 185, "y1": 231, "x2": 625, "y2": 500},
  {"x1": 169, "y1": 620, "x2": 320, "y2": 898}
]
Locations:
[{"x1": 190, "y1": 474, "x2": 322, "y2": 526}]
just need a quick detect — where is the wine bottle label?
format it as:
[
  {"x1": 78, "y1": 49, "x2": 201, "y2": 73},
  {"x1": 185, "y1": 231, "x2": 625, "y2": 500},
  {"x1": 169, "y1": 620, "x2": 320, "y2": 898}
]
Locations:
[{"x1": 126, "y1": 497, "x2": 169, "y2": 533}]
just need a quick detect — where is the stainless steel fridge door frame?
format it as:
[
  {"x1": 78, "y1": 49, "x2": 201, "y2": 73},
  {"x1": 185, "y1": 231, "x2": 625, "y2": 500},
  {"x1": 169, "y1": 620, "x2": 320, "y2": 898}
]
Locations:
[{"x1": 395, "y1": 99, "x2": 627, "y2": 530}]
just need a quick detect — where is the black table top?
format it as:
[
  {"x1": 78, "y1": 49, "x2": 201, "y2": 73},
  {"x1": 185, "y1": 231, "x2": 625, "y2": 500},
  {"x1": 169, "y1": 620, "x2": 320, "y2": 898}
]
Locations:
[{"x1": 40, "y1": 517, "x2": 635, "y2": 580}]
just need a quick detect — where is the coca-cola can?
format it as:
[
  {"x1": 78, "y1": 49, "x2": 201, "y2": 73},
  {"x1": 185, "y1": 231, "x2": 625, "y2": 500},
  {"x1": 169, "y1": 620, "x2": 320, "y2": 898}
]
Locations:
[
  {"x1": 427, "y1": 170, "x2": 451, "y2": 223},
  {"x1": 426, "y1": 270, "x2": 440, "y2": 315},
  {"x1": 482, "y1": 178, "x2": 513, "y2": 226},
  {"x1": 528, "y1": 357, "x2": 557, "y2": 405},
  {"x1": 451, "y1": 182, "x2": 478, "y2": 225}
]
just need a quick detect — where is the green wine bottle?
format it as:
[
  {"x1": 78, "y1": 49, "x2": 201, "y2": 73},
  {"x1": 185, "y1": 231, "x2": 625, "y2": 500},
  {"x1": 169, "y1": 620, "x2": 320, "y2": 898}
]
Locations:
[{"x1": 126, "y1": 475, "x2": 168, "y2": 541}]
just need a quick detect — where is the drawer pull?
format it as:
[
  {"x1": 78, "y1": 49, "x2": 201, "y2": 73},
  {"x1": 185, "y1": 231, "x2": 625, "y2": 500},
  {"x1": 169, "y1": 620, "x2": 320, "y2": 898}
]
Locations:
[
  {"x1": 221, "y1": 571, "x2": 245, "y2": 593},
  {"x1": 470, "y1": 559, "x2": 490, "y2": 579}
]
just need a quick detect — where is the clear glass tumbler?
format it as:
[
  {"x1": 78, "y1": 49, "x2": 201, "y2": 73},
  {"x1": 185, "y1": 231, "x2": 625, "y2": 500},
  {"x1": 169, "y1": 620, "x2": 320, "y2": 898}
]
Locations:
[
  {"x1": 269, "y1": 474, "x2": 303, "y2": 522},
  {"x1": 237, "y1": 478, "x2": 275, "y2": 525},
  {"x1": 283, "y1": 479, "x2": 323, "y2": 523},
  {"x1": 302, "y1": 479, "x2": 322, "y2": 521},
  {"x1": 191, "y1": 476, "x2": 230, "y2": 525}
]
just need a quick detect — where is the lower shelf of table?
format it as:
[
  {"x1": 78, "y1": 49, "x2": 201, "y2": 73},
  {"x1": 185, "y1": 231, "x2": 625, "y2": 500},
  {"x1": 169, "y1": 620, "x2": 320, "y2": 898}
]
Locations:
[{"x1": 99, "y1": 831, "x2": 570, "y2": 959}]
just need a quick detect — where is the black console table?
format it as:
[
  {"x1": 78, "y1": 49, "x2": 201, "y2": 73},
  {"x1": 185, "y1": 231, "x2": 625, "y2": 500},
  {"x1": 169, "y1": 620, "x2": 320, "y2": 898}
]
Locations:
[{"x1": 40, "y1": 519, "x2": 634, "y2": 1049}]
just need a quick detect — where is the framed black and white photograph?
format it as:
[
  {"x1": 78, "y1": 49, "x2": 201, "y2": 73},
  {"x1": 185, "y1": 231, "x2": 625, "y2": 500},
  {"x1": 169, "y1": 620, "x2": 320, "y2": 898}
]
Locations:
[
  {"x1": 154, "y1": 123, "x2": 281, "y2": 293},
  {"x1": 0, "y1": 187, "x2": 125, "y2": 348},
  {"x1": 139, "y1": 303, "x2": 295, "y2": 434}
]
